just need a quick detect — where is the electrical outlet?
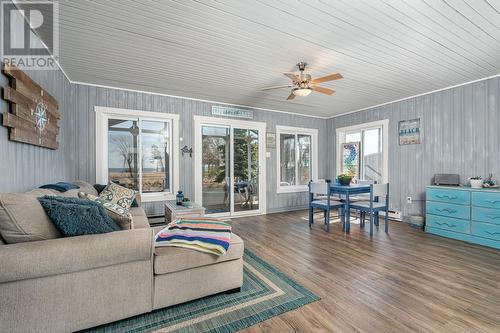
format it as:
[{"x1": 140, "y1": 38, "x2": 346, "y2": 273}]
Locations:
[{"x1": 407, "y1": 196, "x2": 412, "y2": 204}]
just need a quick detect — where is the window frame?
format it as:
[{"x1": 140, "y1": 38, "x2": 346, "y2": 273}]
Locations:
[
  {"x1": 335, "y1": 119, "x2": 389, "y2": 184},
  {"x1": 276, "y1": 125, "x2": 318, "y2": 193},
  {"x1": 95, "y1": 107, "x2": 180, "y2": 202}
]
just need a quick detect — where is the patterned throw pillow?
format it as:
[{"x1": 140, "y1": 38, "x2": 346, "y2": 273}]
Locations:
[
  {"x1": 78, "y1": 192, "x2": 133, "y2": 230},
  {"x1": 99, "y1": 183, "x2": 136, "y2": 209}
]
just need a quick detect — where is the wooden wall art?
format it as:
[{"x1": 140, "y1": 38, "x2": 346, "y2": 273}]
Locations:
[{"x1": 1, "y1": 63, "x2": 60, "y2": 149}]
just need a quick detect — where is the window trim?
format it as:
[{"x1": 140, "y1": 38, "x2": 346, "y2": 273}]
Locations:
[
  {"x1": 335, "y1": 119, "x2": 389, "y2": 184},
  {"x1": 95, "y1": 106, "x2": 180, "y2": 202},
  {"x1": 276, "y1": 125, "x2": 318, "y2": 194}
]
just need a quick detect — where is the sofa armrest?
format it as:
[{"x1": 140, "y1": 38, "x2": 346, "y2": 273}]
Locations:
[{"x1": 0, "y1": 228, "x2": 154, "y2": 283}]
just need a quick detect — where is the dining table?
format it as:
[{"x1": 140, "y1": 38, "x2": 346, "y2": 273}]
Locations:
[{"x1": 329, "y1": 183, "x2": 371, "y2": 233}]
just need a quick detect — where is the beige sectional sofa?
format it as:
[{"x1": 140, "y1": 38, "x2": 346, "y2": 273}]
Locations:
[{"x1": 0, "y1": 182, "x2": 244, "y2": 333}]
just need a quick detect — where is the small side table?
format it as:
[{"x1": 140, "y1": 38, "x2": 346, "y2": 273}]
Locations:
[{"x1": 164, "y1": 200, "x2": 206, "y2": 223}]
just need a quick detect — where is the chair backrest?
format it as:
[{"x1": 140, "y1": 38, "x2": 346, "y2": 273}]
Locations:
[
  {"x1": 357, "y1": 179, "x2": 375, "y2": 185},
  {"x1": 309, "y1": 181, "x2": 329, "y2": 195},
  {"x1": 372, "y1": 183, "x2": 389, "y2": 197}
]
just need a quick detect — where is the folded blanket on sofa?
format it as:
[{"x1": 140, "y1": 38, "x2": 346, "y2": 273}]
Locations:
[
  {"x1": 39, "y1": 182, "x2": 80, "y2": 192},
  {"x1": 155, "y1": 218, "x2": 232, "y2": 256}
]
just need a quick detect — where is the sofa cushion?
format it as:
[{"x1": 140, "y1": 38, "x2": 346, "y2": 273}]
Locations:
[
  {"x1": 0, "y1": 228, "x2": 153, "y2": 283},
  {"x1": 99, "y1": 182, "x2": 136, "y2": 209},
  {"x1": 130, "y1": 207, "x2": 150, "y2": 229},
  {"x1": 154, "y1": 233, "x2": 244, "y2": 275},
  {"x1": 38, "y1": 196, "x2": 121, "y2": 236},
  {"x1": 79, "y1": 192, "x2": 133, "y2": 230},
  {"x1": 0, "y1": 192, "x2": 62, "y2": 243}
]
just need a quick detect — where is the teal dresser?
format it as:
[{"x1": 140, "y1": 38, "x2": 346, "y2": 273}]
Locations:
[{"x1": 426, "y1": 186, "x2": 500, "y2": 249}]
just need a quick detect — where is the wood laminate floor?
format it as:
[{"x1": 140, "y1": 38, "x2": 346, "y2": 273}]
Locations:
[{"x1": 229, "y1": 211, "x2": 500, "y2": 333}]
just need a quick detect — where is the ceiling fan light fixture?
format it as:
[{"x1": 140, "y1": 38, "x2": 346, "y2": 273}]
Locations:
[{"x1": 293, "y1": 88, "x2": 312, "y2": 97}]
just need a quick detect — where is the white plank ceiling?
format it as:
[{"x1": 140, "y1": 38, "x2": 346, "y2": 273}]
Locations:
[{"x1": 30, "y1": 0, "x2": 500, "y2": 117}]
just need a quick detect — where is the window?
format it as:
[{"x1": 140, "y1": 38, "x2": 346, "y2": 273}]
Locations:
[
  {"x1": 276, "y1": 126, "x2": 318, "y2": 193},
  {"x1": 336, "y1": 120, "x2": 388, "y2": 184},
  {"x1": 96, "y1": 107, "x2": 179, "y2": 202}
]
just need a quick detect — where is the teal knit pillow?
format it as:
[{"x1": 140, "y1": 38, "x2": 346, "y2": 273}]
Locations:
[{"x1": 38, "y1": 196, "x2": 120, "y2": 237}]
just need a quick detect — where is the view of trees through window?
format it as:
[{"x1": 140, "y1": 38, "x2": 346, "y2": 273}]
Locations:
[
  {"x1": 108, "y1": 118, "x2": 171, "y2": 193},
  {"x1": 201, "y1": 126, "x2": 259, "y2": 213}
]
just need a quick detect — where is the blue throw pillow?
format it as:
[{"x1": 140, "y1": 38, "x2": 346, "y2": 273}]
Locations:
[{"x1": 38, "y1": 196, "x2": 121, "y2": 237}]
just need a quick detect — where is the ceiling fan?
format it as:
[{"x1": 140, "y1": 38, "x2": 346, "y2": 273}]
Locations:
[{"x1": 262, "y1": 62, "x2": 343, "y2": 100}]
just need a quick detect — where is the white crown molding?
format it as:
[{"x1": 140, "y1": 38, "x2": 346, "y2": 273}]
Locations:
[
  {"x1": 328, "y1": 73, "x2": 500, "y2": 119},
  {"x1": 70, "y1": 80, "x2": 329, "y2": 119}
]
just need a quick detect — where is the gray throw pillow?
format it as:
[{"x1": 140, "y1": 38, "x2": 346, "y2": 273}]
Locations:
[
  {"x1": 38, "y1": 196, "x2": 120, "y2": 237},
  {"x1": 0, "y1": 191, "x2": 62, "y2": 244}
]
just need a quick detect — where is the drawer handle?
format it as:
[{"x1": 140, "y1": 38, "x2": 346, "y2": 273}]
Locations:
[
  {"x1": 485, "y1": 231, "x2": 500, "y2": 236},
  {"x1": 434, "y1": 208, "x2": 457, "y2": 214},
  {"x1": 435, "y1": 221, "x2": 456, "y2": 228},
  {"x1": 486, "y1": 215, "x2": 500, "y2": 220},
  {"x1": 435, "y1": 194, "x2": 458, "y2": 200},
  {"x1": 485, "y1": 199, "x2": 500, "y2": 204}
]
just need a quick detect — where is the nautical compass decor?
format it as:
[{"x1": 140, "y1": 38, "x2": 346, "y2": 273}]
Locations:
[{"x1": 2, "y1": 63, "x2": 60, "y2": 149}]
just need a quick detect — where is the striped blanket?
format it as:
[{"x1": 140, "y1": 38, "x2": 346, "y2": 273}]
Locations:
[{"x1": 155, "y1": 218, "x2": 232, "y2": 256}]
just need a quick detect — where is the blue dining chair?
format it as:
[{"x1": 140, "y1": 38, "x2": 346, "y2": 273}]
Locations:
[
  {"x1": 308, "y1": 181, "x2": 345, "y2": 232},
  {"x1": 349, "y1": 183, "x2": 389, "y2": 236}
]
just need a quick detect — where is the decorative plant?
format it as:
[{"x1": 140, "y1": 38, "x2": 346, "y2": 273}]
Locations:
[
  {"x1": 484, "y1": 174, "x2": 495, "y2": 186},
  {"x1": 469, "y1": 176, "x2": 484, "y2": 188},
  {"x1": 337, "y1": 173, "x2": 353, "y2": 186}
]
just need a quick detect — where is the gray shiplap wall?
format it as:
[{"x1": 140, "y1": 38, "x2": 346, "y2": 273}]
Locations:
[
  {"x1": 73, "y1": 84, "x2": 327, "y2": 215},
  {"x1": 0, "y1": 10, "x2": 77, "y2": 192},
  {"x1": 327, "y1": 77, "x2": 500, "y2": 218}
]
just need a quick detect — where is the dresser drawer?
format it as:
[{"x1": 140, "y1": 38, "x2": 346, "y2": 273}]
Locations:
[
  {"x1": 471, "y1": 222, "x2": 500, "y2": 241},
  {"x1": 427, "y1": 188, "x2": 470, "y2": 205},
  {"x1": 472, "y1": 191, "x2": 500, "y2": 209},
  {"x1": 472, "y1": 207, "x2": 500, "y2": 225},
  {"x1": 426, "y1": 215, "x2": 470, "y2": 234},
  {"x1": 426, "y1": 201, "x2": 470, "y2": 219}
]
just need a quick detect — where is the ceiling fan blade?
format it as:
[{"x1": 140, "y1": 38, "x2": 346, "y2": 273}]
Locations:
[
  {"x1": 286, "y1": 92, "x2": 296, "y2": 100},
  {"x1": 311, "y1": 73, "x2": 343, "y2": 84},
  {"x1": 283, "y1": 72, "x2": 299, "y2": 82},
  {"x1": 311, "y1": 86, "x2": 335, "y2": 95},
  {"x1": 261, "y1": 85, "x2": 293, "y2": 91}
]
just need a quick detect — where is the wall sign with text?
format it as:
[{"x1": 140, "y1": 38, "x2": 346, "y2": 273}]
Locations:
[
  {"x1": 211, "y1": 106, "x2": 254, "y2": 119},
  {"x1": 399, "y1": 118, "x2": 421, "y2": 145}
]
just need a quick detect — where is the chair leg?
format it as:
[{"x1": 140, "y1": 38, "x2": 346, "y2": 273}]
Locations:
[
  {"x1": 375, "y1": 212, "x2": 380, "y2": 227},
  {"x1": 325, "y1": 209, "x2": 330, "y2": 232},
  {"x1": 309, "y1": 207, "x2": 313, "y2": 228},
  {"x1": 385, "y1": 208, "x2": 389, "y2": 233},
  {"x1": 370, "y1": 211, "x2": 374, "y2": 236},
  {"x1": 361, "y1": 212, "x2": 365, "y2": 228}
]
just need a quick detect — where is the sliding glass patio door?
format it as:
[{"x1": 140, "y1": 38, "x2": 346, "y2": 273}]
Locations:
[{"x1": 195, "y1": 117, "x2": 266, "y2": 217}]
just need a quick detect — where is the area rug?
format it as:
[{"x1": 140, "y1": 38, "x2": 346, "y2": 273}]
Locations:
[{"x1": 84, "y1": 249, "x2": 319, "y2": 333}]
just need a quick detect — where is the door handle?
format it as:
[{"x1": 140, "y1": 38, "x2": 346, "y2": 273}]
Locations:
[
  {"x1": 485, "y1": 199, "x2": 500, "y2": 204},
  {"x1": 435, "y1": 194, "x2": 457, "y2": 200},
  {"x1": 435, "y1": 221, "x2": 456, "y2": 228},
  {"x1": 434, "y1": 208, "x2": 457, "y2": 214}
]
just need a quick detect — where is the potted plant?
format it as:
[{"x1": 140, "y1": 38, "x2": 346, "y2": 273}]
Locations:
[
  {"x1": 469, "y1": 176, "x2": 483, "y2": 188},
  {"x1": 337, "y1": 173, "x2": 353, "y2": 186}
]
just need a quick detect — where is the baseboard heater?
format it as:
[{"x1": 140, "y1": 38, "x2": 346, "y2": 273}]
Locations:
[{"x1": 379, "y1": 210, "x2": 402, "y2": 221}]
